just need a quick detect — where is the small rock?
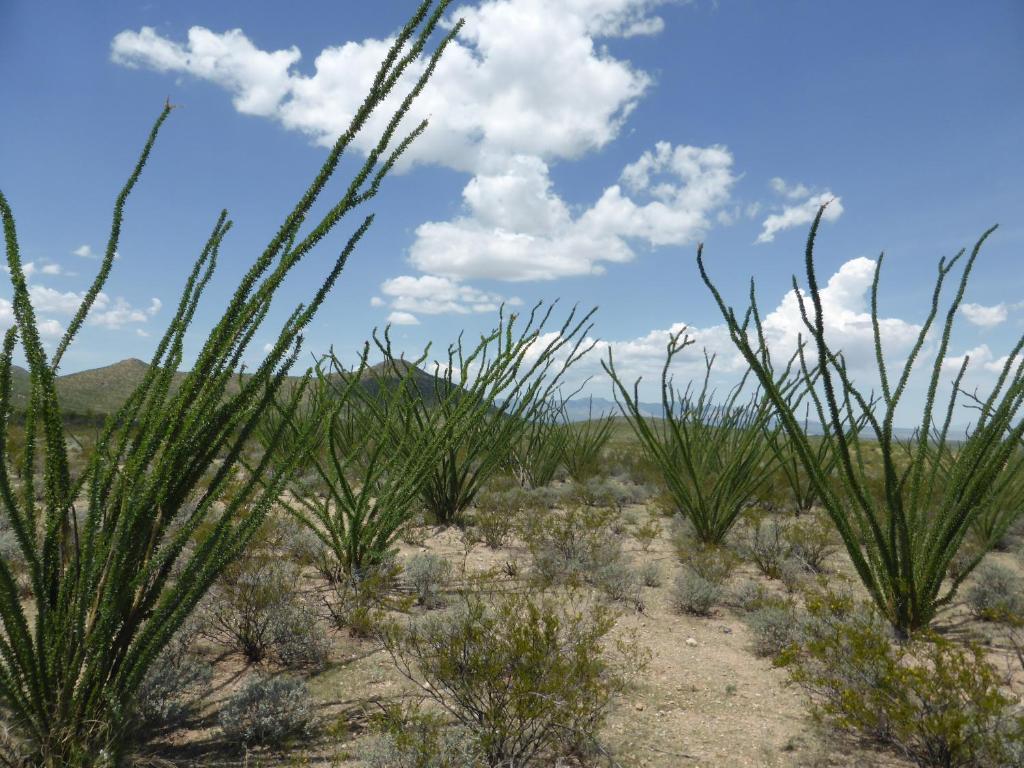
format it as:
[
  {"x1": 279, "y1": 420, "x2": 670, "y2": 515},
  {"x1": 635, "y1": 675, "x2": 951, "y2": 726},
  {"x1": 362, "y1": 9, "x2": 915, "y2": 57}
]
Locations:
[
  {"x1": 635, "y1": 702, "x2": 646, "y2": 711},
  {"x1": 686, "y1": 637, "x2": 698, "y2": 647}
]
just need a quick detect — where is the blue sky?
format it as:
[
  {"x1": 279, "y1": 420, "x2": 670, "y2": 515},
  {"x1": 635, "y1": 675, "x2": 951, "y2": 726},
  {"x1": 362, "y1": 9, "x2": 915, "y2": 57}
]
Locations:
[{"x1": 1, "y1": 0, "x2": 1022, "y2": 416}]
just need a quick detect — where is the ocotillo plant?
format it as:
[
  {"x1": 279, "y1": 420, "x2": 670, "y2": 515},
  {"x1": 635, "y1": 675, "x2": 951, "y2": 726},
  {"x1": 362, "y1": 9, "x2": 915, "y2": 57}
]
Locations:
[
  {"x1": 0, "y1": 2, "x2": 459, "y2": 763},
  {"x1": 558, "y1": 396, "x2": 616, "y2": 483},
  {"x1": 604, "y1": 334, "x2": 779, "y2": 545},
  {"x1": 768, "y1": 402, "x2": 864, "y2": 515},
  {"x1": 508, "y1": 400, "x2": 567, "y2": 489},
  {"x1": 268, "y1": 346, "x2": 452, "y2": 579},
  {"x1": 387, "y1": 303, "x2": 596, "y2": 526},
  {"x1": 699, "y1": 205, "x2": 1022, "y2": 636}
]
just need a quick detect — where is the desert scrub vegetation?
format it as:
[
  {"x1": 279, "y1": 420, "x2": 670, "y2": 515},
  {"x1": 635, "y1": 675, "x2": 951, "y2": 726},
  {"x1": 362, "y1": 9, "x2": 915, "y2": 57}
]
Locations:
[
  {"x1": 264, "y1": 347, "x2": 453, "y2": 580},
  {"x1": 965, "y1": 561, "x2": 1024, "y2": 624},
  {"x1": 0, "y1": 2, "x2": 459, "y2": 763},
  {"x1": 382, "y1": 587, "x2": 647, "y2": 766},
  {"x1": 605, "y1": 339, "x2": 780, "y2": 545},
  {"x1": 700, "y1": 205, "x2": 1024, "y2": 637},
  {"x1": 388, "y1": 303, "x2": 595, "y2": 527},
  {"x1": 780, "y1": 589, "x2": 1023, "y2": 767},
  {"x1": 218, "y1": 675, "x2": 315, "y2": 750}
]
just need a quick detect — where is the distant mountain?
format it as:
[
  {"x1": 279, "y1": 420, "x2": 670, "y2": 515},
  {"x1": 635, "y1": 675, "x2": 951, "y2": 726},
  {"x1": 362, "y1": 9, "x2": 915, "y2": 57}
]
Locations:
[
  {"x1": 4, "y1": 358, "x2": 961, "y2": 438},
  {"x1": 558, "y1": 396, "x2": 658, "y2": 421},
  {"x1": 7, "y1": 358, "x2": 186, "y2": 422}
]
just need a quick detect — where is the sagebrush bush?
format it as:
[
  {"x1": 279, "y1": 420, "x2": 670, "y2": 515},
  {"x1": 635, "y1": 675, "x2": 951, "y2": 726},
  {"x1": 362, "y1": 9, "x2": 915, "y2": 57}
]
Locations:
[
  {"x1": 740, "y1": 515, "x2": 789, "y2": 579},
  {"x1": 638, "y1": 560, "x2": 663, "y2": 587},
  {"x1": 781, "y1": 589, "x2": 1021, "y2": 767},
  {"x1": 383, "y1": 589, "x2": 646, "y2": 767},
  {"x1": 526, "y1": 504, "x2": 623, "y2": 588},
  {"x1": 672, "y1": 570, "x2": 721, "y2": 616},
  {"x1": 200, "y1": 556, "x2": 298, "y2": 663},
  {"x1": 730, "y1": 580, "x2": 770, "y2": 613},
  {"x1": 785, "y1": 512, "x2": 837, "y2": 573},
  {"x1": 472, "y1": 487, "x2": 536, "y2": 548},
  {"x1": 406, "y1": 553, "x2": 453, "y2": 609},
  {"x1": 673, "y1": 534, "x2": 738, "y2": 587},
  {"x1": 270, "y1": 600, "x2": 331, "y2": 671},
  {"x1": 744, "y1": 603, "x2": 799, "y2": 659},
  {"x1": 593, "y1": 559, "x2": 643, "y2": 609},
  {"x1": 219, "y1": 676, "x2": 314, "y2": 748},
  {"x1": 965, "y1": 562, "x2": 1024, "y2": 624},
  {"x1": 133, "y1": 622, "x2": 212, "y2": 731},
  {"x1": 325, "y1": 560, "x2": 407, "y2": 637},
  {"x1": 632, "y1": 517, "x2": 662, "y2": 553}
]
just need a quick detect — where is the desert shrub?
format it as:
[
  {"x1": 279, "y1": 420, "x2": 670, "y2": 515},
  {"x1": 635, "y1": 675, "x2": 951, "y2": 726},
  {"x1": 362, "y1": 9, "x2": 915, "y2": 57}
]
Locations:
[
  {"x1": 325, "y1": 560, "x2": 407, "y2": 637},
  {"x1": 383, "y1": 589, "x2": 646, "y2": 766},
  {"x1": 271, "y1": 600, "x2": 331, "y2": 671},
  {"x1": 731, "y1": 580, "x2": 770, "y2": 613},
  {"x1": 632, "y1": 517, "x2": 662, "y2": 553},
  {"x1": 0, "y1": 4, "x2": 458, "y2": 762},
  {"x1": 219, "y1": 676, "x2": 314, "y2": 748},
  {"x1": 700, "y1": 210, "x2": 1024, "y2": 636},
  {"x1": 201, "y1": 557, "x2": 297, "y2": 663},
  {"x1": 472, "y1": 487, "x2": 538, "y2": 548},
  {"x1": 638, "y1": 561, "x2": 663, "y2": 587},
  {"x1": 604, "y1": 446, "x2": 663, "y2": 487},
  {"x1": 362, "y1": 720, "x2": 481, "y2": 768},
  {"x1": 572, "y1": 476, "x2": 648, "y2": 512},
  {"x1": 526, "y1": 504, "x2": 624, "y2": 589},
  {"x1": 781, "y1": 590, "x2": 1020, "y2": 767},
  {"x1": 965, "y1": 562, "x2": 1024, "y2": 624},
  {"x1": 778, "y1": 557, "x2": 805, "y2": 593},
  {"x1": 133, "y1": 622, "x2": 212, "y2": 731},
  {"x1": 744, "y1": 603, "x2": 799, "y2": 659},
  {"x1": 672, "y1": 570, "x2": 721, "y2": 616},
  {"x1": 785, "y1": 512, "x2": 838, "y2": 573},
  {"x1": 740, "y1": 514, "x2": 789, "y2": 579},
  {"x1": 593, "y1": 559, "x2": 643, "y2": 609},
  {"x1": 670, "y1": 515, "x2": 739, "y2": 584},
  {"x1": 605, "y1": 339, "x2": 780, "y2": 545},
  {"x1": 406, "y1": 553, "x2": 453, "y2": 609}
]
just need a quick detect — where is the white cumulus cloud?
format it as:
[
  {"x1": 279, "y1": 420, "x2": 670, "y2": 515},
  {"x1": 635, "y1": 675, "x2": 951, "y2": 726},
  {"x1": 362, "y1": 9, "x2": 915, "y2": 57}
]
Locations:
[
  {"x1": 757, "y1": 191, "x2": 844, "y2": 244},
  {"x1": 961, "y1": 302, "x2": 1007, "y2": 328},
  {"x1": 410, "y1": 142, "x2": 736, "y2": 283}
]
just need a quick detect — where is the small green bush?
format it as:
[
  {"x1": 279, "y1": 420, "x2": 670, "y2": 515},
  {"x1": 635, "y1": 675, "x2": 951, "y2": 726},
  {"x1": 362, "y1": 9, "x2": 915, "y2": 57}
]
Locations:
[
  {"x1": 593, "y1": 559, "x2": 643, "y2": 609},
  {"x1": 406, "y1": 553, "x2": 453, "y2": 609},
  {"x1": 219, "y1": 676, "x2": 314, "y2": 748},
  {"x1": 526, "y1": 504, "x2": 623, "y2": 588},
  {"x1": 744, "y1": 603, "x2": 799, "y2": 659},
  {"x1": 672, "y1": 570, "x2": 721, "y2": 616},
  {"x1": 740, "y1": 515, "x2": 788, "y2": 579},
  {"x1": 200, "y1": 557, "x2": 298, "y2": 663},
  {"x1": 730, "y1": 580, "x2": 770, "y2": 613},
  {"x1": 638, "y1": 561, "x2": 663, "y2": 588},
  {"x1": 271, "y1": 601, "x2": 331, "y2": 671},
  {"x1": 472, "y1": 487, "x2": 536, "y2": 548},
  {"x1": 632, "y1": 517, "x2": 662, "y2": 553},
  {"x1": 133, "y1": 622, "x2": 212, "y2": 731},
  {"x1": 383, "y1": 589, "x2": 646, "y2": 766},
  {"x1": 965, "y1": 562, "x2": 1024, "y2": 624},
  {"x1": 781, "y1": 590, "x2": 1021, "y2": 767},
  {"x1": 325, "y1": 560, "x2": 407, "y2": 637},
  {"x1": 785, "y1": 512, "x2": 838, "y2": 573}
]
